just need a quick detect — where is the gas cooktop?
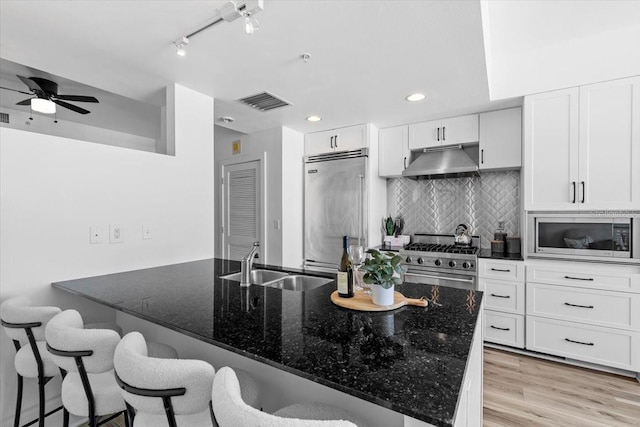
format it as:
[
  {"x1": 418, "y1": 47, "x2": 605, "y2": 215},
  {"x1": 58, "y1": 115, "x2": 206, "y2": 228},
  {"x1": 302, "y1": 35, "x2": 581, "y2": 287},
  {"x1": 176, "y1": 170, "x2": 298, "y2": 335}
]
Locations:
[{"x1": 403, "y1": 243, "x2": 479, "y2": 255}]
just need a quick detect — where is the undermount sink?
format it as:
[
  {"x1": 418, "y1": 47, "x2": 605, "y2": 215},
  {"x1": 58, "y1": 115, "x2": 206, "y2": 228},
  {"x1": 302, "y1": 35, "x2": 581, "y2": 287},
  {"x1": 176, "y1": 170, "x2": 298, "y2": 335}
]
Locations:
[
  {"x1": 219, "y1": 269, "x2": 288, "y2": 285},
  {"x1": 219, "y1": 269, "x2": 331, "y2": 291},
  {"x1": 262, "y1": 275, "x2": 332, "y2": 292}
]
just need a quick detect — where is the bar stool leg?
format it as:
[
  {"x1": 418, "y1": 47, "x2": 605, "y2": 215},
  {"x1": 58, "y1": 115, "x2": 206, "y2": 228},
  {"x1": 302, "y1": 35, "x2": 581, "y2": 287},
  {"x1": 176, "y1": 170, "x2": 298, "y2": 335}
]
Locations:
[
  {"x1": 38, "y1": 375, "x2": 45, "y2": 427},
  {"x1": 14, "y1": 373, "x2": 23, "y2": 427}
]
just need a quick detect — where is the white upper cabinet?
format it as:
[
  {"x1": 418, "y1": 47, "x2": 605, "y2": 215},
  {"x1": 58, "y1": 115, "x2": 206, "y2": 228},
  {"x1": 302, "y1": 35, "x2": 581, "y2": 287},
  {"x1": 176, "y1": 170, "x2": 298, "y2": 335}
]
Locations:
[
  {"x1": 408, "y1": 114, "x2": 479, "y2": 150},
  {"x1": 479, "y1": 107, "x2": 522, "y2": 170},
  {"x1": 378, "y1": 125, "x2": 410, "y2": 178},
  {"x1": 578, "y1": 78, "x2": 640, "y2": 210},
  {"x1": 305, "y1": 124, "x2": 367, "y2": 155},
  {"x1": 524, "y1": 76, "x2": 639, "y2": 211}
]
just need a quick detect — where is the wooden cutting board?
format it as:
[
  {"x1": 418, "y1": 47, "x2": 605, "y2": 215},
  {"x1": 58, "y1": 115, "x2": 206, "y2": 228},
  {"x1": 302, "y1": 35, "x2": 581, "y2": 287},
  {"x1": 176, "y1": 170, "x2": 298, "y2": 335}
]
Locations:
[{"x1": 330, "y1": 289, "x2": 428, "y2": 312}]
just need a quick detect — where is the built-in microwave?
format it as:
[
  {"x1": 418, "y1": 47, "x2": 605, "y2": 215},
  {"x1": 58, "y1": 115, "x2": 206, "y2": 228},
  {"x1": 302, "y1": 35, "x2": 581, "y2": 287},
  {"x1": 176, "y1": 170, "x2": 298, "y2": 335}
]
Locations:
[{"x1": 527, "y1": 212, "x2": 639, "y2": 263}]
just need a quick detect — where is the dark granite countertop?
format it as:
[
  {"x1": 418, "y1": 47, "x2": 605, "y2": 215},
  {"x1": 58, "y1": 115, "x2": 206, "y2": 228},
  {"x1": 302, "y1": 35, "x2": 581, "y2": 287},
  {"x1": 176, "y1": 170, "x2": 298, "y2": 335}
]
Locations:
[
  {"x1": 52, "y1": 258, "x2": 482, "y2": 427},
  {"x1": 478, "y1": 249, "x2": 524, "y2": 261}
]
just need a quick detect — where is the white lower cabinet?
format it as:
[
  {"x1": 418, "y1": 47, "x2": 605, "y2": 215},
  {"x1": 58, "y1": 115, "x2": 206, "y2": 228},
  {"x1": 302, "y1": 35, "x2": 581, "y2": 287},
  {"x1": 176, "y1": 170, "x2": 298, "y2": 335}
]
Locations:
[
  {"x1": 525, "y1": 259, "x2": 640, "y2": 373},
  {"x1": 479, "y1": 259, "x2": 525, "y2": 349},
  {"x1": 526, "y1": 316, "x2": 640, "y2": 371},
  {"x1": 485, "y1": 311, "x2": 525, "y2": 348}
]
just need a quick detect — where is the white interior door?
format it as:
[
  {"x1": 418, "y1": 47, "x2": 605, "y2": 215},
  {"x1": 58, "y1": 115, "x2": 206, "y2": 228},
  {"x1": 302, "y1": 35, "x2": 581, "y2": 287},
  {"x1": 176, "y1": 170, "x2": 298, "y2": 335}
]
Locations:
[{"x1": 222, "y1": 160, "x2": 261, "y2": 261}]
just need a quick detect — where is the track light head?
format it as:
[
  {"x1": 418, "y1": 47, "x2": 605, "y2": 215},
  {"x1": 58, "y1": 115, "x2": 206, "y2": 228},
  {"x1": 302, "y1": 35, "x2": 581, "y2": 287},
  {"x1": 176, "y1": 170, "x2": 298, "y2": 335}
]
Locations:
[
  {"x1": 244, "y1": 14, "x2": 259, "y2": 34},
  {"x1": 174, "y1": 36, "x2": 189, "y2": 57}
]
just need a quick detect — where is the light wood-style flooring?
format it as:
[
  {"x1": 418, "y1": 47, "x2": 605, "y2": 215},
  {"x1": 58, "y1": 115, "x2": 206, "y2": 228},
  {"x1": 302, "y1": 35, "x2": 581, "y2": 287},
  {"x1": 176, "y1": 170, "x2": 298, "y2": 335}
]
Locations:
[{"x1": 88, "y1": 348, "x2": 640, "y2": 427}]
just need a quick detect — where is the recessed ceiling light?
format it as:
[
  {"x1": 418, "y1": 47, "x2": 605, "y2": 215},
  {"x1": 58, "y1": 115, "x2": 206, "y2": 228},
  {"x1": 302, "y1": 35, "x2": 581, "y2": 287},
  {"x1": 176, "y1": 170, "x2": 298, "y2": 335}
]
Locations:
[
  {"x1": 306, "y1": 115, "x2": 322, "y2": 122},
  {"x1": 220, "y1": 116, "x2": 234, "y2": 123},
  {"x1": 406, "y1": 93, "x2": 426, "y2": 102}
]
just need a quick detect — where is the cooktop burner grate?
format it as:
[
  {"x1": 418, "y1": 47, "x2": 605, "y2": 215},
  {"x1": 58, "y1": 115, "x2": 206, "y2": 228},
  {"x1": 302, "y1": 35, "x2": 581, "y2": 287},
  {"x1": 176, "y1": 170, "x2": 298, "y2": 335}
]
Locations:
[{"x1": 404, "y1": 243, "x2": 479, "y2": 255}]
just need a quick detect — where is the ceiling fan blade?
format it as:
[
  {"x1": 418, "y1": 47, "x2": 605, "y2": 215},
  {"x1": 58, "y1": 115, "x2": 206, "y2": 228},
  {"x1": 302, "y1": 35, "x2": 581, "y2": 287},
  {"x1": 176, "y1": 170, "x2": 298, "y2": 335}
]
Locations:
[
  {"x1": 16, "y1": 98, "x2": 33, "y2": 106},
  {"x1": 56, "y1": 94, "x2": 99, "y2": 103},
  {"x1": 53, "y1": 99, "x2": 91, "y2": 115},
  {"x1": 17, "y1": 75, "x2": 43, "y2": 92},
  {"x1": 0, "y1": 86, "x2": 32, "y2": 95}
]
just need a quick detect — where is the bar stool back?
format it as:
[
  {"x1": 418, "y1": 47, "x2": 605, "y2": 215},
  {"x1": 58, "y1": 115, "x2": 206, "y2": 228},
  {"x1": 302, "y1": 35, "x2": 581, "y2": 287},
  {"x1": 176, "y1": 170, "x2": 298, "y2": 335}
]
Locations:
[
  {"x1": 1, "y1": 296, "x2": 65, "y2": 427},
  {"x1": 114, "y1": 331, "x2": 215, "y2": 427},
  {"x1": 45, "y1": 309, "x2": 129, "y2": 427}
]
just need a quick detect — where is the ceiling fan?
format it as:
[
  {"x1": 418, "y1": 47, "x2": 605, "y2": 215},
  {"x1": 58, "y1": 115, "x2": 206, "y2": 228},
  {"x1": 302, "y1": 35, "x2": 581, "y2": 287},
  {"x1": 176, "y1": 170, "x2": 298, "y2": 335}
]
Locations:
[{"x1": 0, "y1": 75, "x2": 99, "y2": 115}]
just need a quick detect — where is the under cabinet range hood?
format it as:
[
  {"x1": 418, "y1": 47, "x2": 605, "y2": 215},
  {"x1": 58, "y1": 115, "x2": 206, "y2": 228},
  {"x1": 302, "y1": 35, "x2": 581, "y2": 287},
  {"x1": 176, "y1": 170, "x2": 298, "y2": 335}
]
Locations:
[{"x1": 402, "y1": 144, "x2": 480, "y2": 179}]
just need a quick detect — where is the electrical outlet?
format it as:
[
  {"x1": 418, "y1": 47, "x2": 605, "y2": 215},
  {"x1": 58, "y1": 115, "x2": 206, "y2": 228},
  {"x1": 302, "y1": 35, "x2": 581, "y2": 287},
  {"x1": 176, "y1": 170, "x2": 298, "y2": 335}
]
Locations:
[
  {"x1": 90, "y1": 226, "x2": 103, "y2": 244},
  {"x1": 142, "y1": 224, "x2": 152, "y2": 240},
  {"x1": 110, "y1": 224, "x2": 123, "y2": 243}
]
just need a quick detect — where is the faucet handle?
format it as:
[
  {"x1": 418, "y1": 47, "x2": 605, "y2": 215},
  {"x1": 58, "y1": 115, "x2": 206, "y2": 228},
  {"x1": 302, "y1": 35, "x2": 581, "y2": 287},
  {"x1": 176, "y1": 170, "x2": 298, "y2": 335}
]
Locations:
[{"x1": 253, "y1": 241, "x2": 260, "y2": 247}]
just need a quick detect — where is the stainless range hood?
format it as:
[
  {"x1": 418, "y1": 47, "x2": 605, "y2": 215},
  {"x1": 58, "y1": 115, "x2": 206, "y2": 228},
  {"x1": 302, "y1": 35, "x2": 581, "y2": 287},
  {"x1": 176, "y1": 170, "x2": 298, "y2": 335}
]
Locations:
[{"x1": 402, "y1": 144, "x2": 480, "y2": 179}]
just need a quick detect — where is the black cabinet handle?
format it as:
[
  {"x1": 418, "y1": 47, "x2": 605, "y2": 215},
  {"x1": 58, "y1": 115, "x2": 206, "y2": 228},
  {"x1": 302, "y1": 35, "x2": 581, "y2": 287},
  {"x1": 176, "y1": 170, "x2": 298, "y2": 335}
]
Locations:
[
  {"x1": 334, "y1": 134, "x2": 338, "y2": 148},
  {"x1": 490, "y1": 268, "x2": 511, "y2": 272},
  {"x1": 490, "y1": 293, "x2": 511, "y2": 299},
  {"x1": 564, "y1": 275, "x2": 594, "y2": 281},
  {"x1": 481, "y1": 149, "x2": 484, "y2": 164},
  {"x1": 437, "y1": 127, "x2": 440, "y2": 141},
  {"x1": 564, "y1": 302, "x2": 594, "y2": 309},
  {"x1": 330, "y1": 136, "x2": 334, "y2": 149},
  {"x1": 442, "y1": 126, "x2": 446, "y2": 141},
  {"x1": 565, "y1": 338, "x2": 594, "y2": 346},
  {"x1": 490, "y1": 325, "x2": 510, "y2": 331},
  {"x1": 403, "y1": 157, "x2": 407, "y2": 169},
  {"x1": 572, "y1": 181, "x2": 576, "y2": 203},
  {"x1": 581, "y1": 181, "x2": 585, "y2": 203}
]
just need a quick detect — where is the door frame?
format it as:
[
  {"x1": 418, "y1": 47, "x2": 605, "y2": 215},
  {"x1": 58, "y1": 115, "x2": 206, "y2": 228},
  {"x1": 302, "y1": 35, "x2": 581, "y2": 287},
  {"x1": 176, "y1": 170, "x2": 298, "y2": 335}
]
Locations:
[{"x1": 219, "y1": 152, "x2": 268, "y2": 262}]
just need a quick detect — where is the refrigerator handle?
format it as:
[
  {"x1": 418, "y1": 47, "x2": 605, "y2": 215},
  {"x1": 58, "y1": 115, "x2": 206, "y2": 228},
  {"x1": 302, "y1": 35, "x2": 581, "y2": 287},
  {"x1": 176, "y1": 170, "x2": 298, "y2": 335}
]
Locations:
[{"x1": 358, "y1": 174, "x2": 364, "y2": 247}]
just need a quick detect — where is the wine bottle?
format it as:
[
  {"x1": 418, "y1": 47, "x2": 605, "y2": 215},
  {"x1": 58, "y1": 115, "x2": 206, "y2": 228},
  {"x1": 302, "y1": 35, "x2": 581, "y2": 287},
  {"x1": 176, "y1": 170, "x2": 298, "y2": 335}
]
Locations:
[{"x1": 337, "y1": 236, "x2": 354, "y2": 298}]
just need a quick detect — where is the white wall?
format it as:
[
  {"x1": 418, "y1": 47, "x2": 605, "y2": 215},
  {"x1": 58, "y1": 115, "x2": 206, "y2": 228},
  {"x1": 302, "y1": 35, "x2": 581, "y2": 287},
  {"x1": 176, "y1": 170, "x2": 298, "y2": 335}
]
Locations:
[
  {"x1": 0, "y1": 83, "x2": 214, "y2": 425},
  {"x1": 214, "y1": 126, "x2": 304, "y2": 268}
]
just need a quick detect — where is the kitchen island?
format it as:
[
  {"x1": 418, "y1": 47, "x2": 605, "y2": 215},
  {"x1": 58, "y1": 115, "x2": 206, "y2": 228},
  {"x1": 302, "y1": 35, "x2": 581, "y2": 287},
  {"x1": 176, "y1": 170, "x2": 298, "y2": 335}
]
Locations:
[{"x1": 52, "y1": 258, "x2": 483, "y2": 427}]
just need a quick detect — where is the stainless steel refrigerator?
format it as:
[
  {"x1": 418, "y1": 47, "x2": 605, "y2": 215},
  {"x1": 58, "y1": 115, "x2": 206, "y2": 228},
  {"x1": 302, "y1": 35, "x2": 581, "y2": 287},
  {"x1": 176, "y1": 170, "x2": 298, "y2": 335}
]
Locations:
[{"x1": 304, "y1": 148, "x2": 369, "y2": 270}]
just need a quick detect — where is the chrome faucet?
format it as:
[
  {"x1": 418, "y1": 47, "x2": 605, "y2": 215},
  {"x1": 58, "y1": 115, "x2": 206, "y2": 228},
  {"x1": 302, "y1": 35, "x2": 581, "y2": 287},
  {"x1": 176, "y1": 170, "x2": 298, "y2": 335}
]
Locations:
[{"x1": 240, "y1": 242, "x2": 260, "y2": 286}]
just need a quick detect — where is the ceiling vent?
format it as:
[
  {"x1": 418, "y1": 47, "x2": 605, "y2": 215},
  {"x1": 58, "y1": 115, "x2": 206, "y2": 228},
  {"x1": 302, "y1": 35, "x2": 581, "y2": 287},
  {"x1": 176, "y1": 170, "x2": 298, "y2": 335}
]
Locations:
[
  {"x1": 237, "y1": 91, "x2": 291, "y2": 112},
  {"x1": 0, "y1": 112, "x2": 9, "y2": 124}
]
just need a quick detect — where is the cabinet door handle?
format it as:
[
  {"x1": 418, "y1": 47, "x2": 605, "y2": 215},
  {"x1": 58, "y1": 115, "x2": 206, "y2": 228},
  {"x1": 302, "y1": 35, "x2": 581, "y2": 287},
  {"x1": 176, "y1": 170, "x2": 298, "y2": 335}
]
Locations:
[
  {"x1": 490, "y1": 268, "x2": 511, "y2": 272},
  {"x1": 334, "y1": 134, "x2": 338, "y2": 148},
  {"x1": 565, "y1": 338, "x2": 594, "y2": 346},
  {"x1": 490, "y1": 325, "x2": 510, "y2": 331},
  {"x1": 437, "y1": 127, "x2": 440, "y2": 141},
  {"x1": 490, "y1": 293, "x2": 511, "y2": 299},
  {"x1": 330, "y1": 136, "x2": 334, "y2": 149},
  {"x1": 581, "y1": 181, "x2": 585, "y2": 203},
  {"x1": 403, "y1": 157, "x2": 407, "y2": 169},
  {"x1": 571, "y1": 181, "x2": 576, "y2": 203},
  {"x1": 564, "y1": 275, "x2": 594, "y2": 281},
  {"x1": 442, "y1": 126, "x2": 446, "y2": 141},
  {"x1": 481, "y1": 149, "x2": 484, "y2": 164},
  {"x1": 564, "y1": 302, "x2": 594, "y2": 309}
]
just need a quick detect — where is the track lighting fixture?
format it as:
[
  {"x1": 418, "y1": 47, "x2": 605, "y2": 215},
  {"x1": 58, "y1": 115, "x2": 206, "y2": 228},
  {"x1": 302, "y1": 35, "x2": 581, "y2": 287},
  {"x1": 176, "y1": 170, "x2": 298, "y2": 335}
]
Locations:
[
  {"x1": 244, "y1": 13, "x2": 260, "y2": 35},
  {"x1": 174, "y1": 36, "x2": 189, "y2": 57},
  {"x1": 172, "y1": 0, "x2": 263, "y2": 55}
]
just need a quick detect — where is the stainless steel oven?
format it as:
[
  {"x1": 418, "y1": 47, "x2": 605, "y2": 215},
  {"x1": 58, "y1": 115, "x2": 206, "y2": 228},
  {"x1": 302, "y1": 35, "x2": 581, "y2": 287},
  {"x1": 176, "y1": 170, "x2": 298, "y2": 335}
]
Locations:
[{"x1": 527, "y1": 212, "x2": 639, "y2": 263}]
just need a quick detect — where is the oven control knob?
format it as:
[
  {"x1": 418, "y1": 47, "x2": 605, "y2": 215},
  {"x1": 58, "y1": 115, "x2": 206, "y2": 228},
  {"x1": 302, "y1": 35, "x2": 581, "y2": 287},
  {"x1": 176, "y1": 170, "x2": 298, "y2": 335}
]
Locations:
[
  {"x1": 417, "y1": 257, "x2": 424, "y2": 265},
  {"x1": 405, "y1": 256, "x2": 412, "y2": 264},
  {"x1": 448, "y1": 260, "x2": 457, "y2": 268},
  {"x1": 434, "y1": 259, "x2": 442, "y2": 267},
  {"x1": 462, "y1": 261, "x2": 471, "y2": 269}
]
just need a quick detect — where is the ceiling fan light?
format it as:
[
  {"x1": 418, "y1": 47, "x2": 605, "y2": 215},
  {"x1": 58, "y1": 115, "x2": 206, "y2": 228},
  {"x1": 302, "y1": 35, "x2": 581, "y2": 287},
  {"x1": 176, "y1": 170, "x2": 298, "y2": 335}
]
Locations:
[{"x1": 31, "y1": 98, "x2": 56, "y2": 114}]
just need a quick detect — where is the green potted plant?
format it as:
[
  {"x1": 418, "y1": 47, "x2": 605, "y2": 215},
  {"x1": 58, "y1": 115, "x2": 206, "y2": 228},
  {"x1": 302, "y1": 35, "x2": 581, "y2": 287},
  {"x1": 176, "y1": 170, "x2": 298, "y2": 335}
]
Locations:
[{"x1": 361, "y1": 250, "x2": 407, "y2": 306}]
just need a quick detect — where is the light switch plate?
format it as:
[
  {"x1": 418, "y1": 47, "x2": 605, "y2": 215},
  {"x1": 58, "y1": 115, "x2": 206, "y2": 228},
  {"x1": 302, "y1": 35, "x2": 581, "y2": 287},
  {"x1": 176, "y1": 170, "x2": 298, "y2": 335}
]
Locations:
[
  {"x1": 90, "y1": 225, "x2": 103, "y2": 244},
  {"x1": 110, "y1": 224, "x2": 124, "y2": 243},
  {"x1": 142, "y1": 224, "x2": 152, "y2": 240}
]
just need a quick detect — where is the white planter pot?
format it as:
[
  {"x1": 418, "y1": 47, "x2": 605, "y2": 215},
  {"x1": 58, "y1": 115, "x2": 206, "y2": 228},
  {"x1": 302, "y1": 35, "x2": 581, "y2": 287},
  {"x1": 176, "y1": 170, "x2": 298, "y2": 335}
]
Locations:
[{"x1": 371, "y1": 284, "x2": 395, "y2": 306}]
